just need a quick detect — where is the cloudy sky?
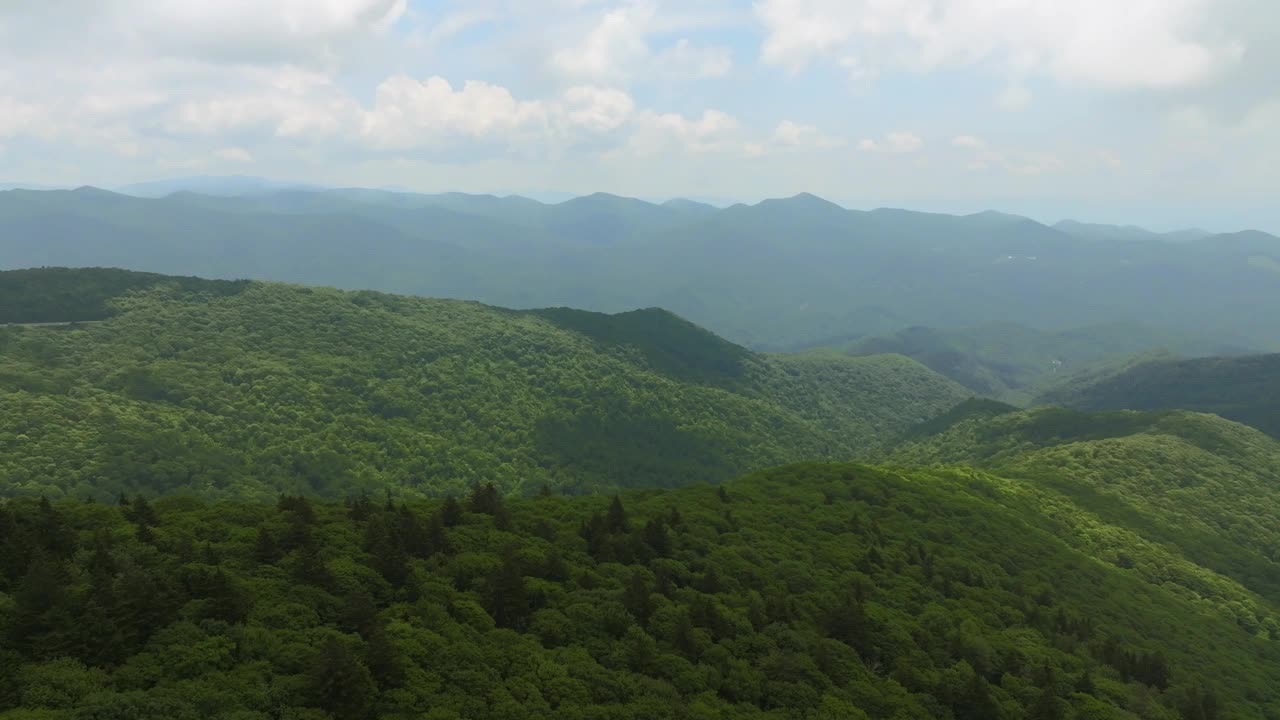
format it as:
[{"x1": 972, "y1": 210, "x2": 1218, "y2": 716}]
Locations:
[{"x1": 0, "y1": 0, "x2": 1276, "y2": 231}]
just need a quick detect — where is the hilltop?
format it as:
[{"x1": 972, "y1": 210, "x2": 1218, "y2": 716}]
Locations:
[{"x1": 0, "y1": 268, "x2": 968, "y2": 499}]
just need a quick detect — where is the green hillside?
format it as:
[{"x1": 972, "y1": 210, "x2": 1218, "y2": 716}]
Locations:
[
  {"x1": 0, "y1": 268, "x2": 968, "y2": 500},
  {"x1": 888, "y1": 406, "x2": 1280, "y2": 613},
  {"x1": 839, "y1": 323, "x2": 1252, "y2": 402},
  {"x1": 3, "y1": 462, "x2": 1274, "y2": 719},
  {"x1": 1035, "y1": 353, "x2": 1280, "y2": 438}
]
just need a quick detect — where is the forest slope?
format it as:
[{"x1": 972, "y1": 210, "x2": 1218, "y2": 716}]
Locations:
[
  {"x1": 838, "y1": 323, "x2": 1252, "y2": 402},
  {"x1": 1034, "y1": 353, "x2": 1280, "y2": 438},
  {"x1": 0, "y1": 268, "x2": 968, "y2": 499},
  {"x1": 887, "y1": 405, "x2": 1280, "y2": 611},
  {"x1": 2, "y1": 462, "x2": 1274, "y2": 719}
]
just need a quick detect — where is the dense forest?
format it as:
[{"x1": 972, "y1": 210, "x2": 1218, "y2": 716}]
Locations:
[
  {"x1": 888, "y1": 405, "x2": 1280, "y2": 618},
  {"x1": 3, "y1": 462, "x2": 1271, "y2": 719},
  {"x1": 4, "y1": 268, "x2": 1280, "y2": 718},
  {"x1": 0, "y1": 268, "x2": 967, "y2": 499},
  {"x1": 1033, "y1": 354, "x2": 1280, "y2": 439},
  {"x1": 4, "y1": 187, "x2": 1280, "y2": 350}
]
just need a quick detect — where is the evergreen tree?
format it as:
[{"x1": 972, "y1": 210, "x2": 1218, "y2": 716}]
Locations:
[
  {"x1": 364, "y1": 623, "x2": 406, "y2": 689},
  {"x1": 606, "y1": 496, "x2": 628, "y2": 534},
  {"x1": 254, "y1": 527, "x2": 281, "y2": 564},
  {"x1": 307, "y1": 636, "x2": 376, "y2": 720},
  {"x1": 484, "y1": 550, "x2": 529, "y2": 630},
  {"x1": 441, "y1": 495, "x2": 463, "y2": 527},
  {"x1": 622, "y1": 570, "x2": 653, "y2": 624}
]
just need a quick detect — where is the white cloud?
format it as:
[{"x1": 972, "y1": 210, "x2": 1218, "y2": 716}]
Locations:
[
  {"x1": 654, "y1": 39, "x2": 733, "y2": 79},
  {"x1": 549, "y1": 3, "x2": 653, "y2": 83},
  {"x1": 772, "y1": 120, "x2": 846, "y2": 150},
  {"x1": 359, "y1": 76, "x2": 638, "y2": 153},
  {"x1": 951, "y1": 135, "x2": 986, "y2": 149},
  {"x1": 858, "y1": 131, "x2": 923, "y2": 153},
  {"x1": 548, "y1": 4, "x2": 734, "y2": 84},
  {"x1": 361, "y1": 75, "x2": 551, "y2": 150},
  {"x1": 0, "y1": 97, "x2": 43, "y2": 138},
  {"x1": 756, "y1": 0, "x2": 1244, "y2": 90},
  {"x1": 215, "y1": 147, "x2": 254, "y2": 162},
  {"x1": 163, "y1": 67, "x2": 359, "y2": 140},
  {"x1": 562, "y1": 86, "x2": 636, "y2": 133},
  {"x1": 0, "y1": 0, "x2": 407, "y2": 68},
  {"x1": 623, "y1": 109, "x2": 741, "y2": 155}
]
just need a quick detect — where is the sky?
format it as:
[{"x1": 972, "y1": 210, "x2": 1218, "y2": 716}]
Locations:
[{"x1": 0, "y1": 0, "x2": 1276, "y2": 232}]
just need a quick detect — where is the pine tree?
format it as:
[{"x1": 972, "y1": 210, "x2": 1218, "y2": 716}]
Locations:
[
  {"x1": 254, "y1": 527, "x2": 281, "y2": 564},
  {"x1": 9, "y1": 553, "x2": 72, "y2": 659},
  {"x1": 441, "y1": 495, "x2": 463, "y2": 526},
  {"x1": 129, "y1": 495, "x2": 160, "y2": 527},
  {"x1": 307, "y1": 636, "x2": 376, "y2": 720},
  {"x1": 467, "y1": 482, "x2": 501, "y2": 515},
  {"x1": 606, "y1": 496, "x2": 629, "y2": 534},
  {"x1": 642, "y1": 519, "x2": 670, "y2": 557},
  {"x1": 484, "y1": 550, "x2": 529, "y2": 630},
  {"x1": 364, "y1": 623, "x2": 405, "y2": 689},
  {"x1": 622, "y1": 570, "x2": 653, "y2": 624}
]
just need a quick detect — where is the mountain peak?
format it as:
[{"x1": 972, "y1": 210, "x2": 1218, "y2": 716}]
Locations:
[{"x1": 754, "y1": 192, "x2": 846, "y2": 212}]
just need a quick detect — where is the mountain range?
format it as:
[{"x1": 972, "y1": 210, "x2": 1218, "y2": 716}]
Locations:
[{"x1": 3, "y1": 184, "x2": 1278, "y2": 352}]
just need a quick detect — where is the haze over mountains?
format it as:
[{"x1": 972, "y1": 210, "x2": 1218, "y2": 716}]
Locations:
[{"x1": 2, "y1": 181, "x2": 1278, "y2": 353}]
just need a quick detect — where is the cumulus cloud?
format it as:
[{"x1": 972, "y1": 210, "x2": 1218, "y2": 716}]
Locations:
[
  {"x1": 622, "y1": 109, "x2": 742, "y2": 156},
  {"x1": 549, "y1": 3, "x2": 654, "y2": 83},
  {"x1": 548, "y1": 3, "x2": 734, "y2": 83},
  {"x1": 163, "y1": 67, "x2": 359, "y2": 140},
  {"x1": 360, "y1": 76, "x2": 638, "y2": 153},
  {"x1": 654, "y1": 39, "x2": 733, "y2": 79},
  {"x1": 771, "y1": 120, "x2": 847, "y2": 150},
  {"x1": 756, "y1": 0, "x2": 1245, "y2": 90},
  {"x1": 858, "y1": 132, "x2": 923, "y2": 153}
]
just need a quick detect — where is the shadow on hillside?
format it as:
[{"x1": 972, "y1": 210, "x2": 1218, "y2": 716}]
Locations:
[
  {"x1": 527, "y1": 306, "x2": 751, "y2": 388},
  {"x1": 532, "y1": 408, "x2": 737, "y2": 492}
]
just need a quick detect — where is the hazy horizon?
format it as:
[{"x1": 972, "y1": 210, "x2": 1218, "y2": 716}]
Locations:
[
  {"x1": 2, "y1": 175, "x2": 1273, "y2": 237},
  {"x1": 2, "y1": 1, "x2": 1277, "y2": 234}
]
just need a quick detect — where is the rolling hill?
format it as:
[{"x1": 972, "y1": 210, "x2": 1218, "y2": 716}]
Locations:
[
  {"x1": 0, "y1": 268, "x2": 969, "y2": 500},
  {"x1": 887, "y1": 404, "x2": 1280, "y2": 609},
  {"x1": 4, "y1": 187, "x2": 1280, "y2": 350},
  {"x1": 837, "y1": 322, "x2": 1254, "y2": 402},
  {"x1": 1034, "y1": 353, "x2": 1280, "y2": 438}
]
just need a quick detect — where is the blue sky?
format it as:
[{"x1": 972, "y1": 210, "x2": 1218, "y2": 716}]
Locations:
[{"x1": 0, "y1": 0, "x2": 1276, "y2": 232}]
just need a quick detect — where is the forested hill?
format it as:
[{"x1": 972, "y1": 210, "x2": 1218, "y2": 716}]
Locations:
[
  {"x1": 837, "y1": 322, "x2": 1254, "y2": 402},
  {"x1": 0, "y1": 268, "x2": 969, "y2": 499},
  {"x1": 2, "y1": 462, "x2": 1273, "y2": 718},
  {"x1": 1033, "y1": 353, "x2": 1280, "y2": 439},
  {"x1": 887, "y1": 405, "x2": 1280, "y2": 611}
]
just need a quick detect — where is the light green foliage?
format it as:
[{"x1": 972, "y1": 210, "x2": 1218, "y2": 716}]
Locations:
[
  {"x1": 888, "y1": 405, "x2": 1280, "y2": 637},
  {"x1": 0, "y1": 269, "x2": 968, "y2": 499}
]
